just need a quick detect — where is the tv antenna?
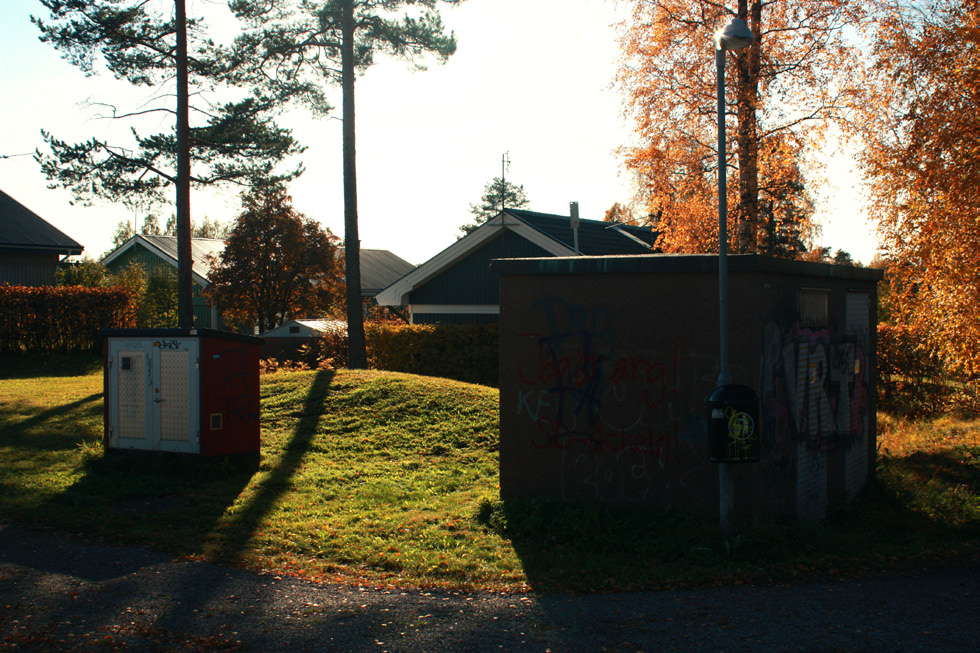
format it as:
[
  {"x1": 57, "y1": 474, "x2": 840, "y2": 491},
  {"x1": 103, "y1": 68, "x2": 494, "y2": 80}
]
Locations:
[{"x1": 501, "y1": 151, "x2": 510, "y2": 212}]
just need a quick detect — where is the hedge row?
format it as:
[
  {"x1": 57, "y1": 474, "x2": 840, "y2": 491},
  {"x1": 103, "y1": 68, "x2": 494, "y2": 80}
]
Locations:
[
  {"x1": 289, "y1": 322, "x2": 499, "y2": 387},
  {"x1": 367, "y1": 323, "x2": 498, "y2": 387},
  {"x1": 0, "y1": 286, "x2": 135, "y2": 354}
]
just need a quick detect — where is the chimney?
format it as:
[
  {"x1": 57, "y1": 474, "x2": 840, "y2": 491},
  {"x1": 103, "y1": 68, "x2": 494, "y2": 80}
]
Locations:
[{"x1": 569, "y1": 201, "x2": 580, "y2": 255}]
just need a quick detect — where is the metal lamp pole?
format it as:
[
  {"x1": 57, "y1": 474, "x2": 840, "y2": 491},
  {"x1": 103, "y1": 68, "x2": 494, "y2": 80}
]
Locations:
[{"x1": 714, "y1": 16, "x2": 754, "y2": 541}]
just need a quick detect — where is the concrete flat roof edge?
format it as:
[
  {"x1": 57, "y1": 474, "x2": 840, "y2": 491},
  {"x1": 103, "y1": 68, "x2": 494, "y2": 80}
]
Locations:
[
  {"x1": 490, "y1": 253, "x2": 885, "y2": 282},
  {"x1": 97, "y1": 328, "x2": 263, "y2": 345}
]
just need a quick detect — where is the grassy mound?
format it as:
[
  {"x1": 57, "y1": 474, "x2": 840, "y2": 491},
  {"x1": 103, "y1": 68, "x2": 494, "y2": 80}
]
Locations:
[{"x1": 1, "y1": 363, "x2": 978, "y2": 591}]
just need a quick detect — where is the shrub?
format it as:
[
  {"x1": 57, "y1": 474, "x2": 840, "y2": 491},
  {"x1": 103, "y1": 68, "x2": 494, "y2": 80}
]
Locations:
[
  {"x1": 366, "y1": 322, "x2": 498, "y2": 387},
  {"x1": 288, "y1": 322, "x2": 499, "y2": 386},
  {"x1": 878, "y1": 323, "x2": 979, "y2": 417},
  {"x1": 0, "y1": 286, "x2": 135, "y2": 353}
]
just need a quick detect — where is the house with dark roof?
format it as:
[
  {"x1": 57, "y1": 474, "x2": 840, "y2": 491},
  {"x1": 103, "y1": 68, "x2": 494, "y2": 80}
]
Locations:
[
  {"x1": 339, "y1": 248, "x2": 417, "y2": 296},
  {"x1": 102, "y1": 234, "x2": 226, "y2": 328},
  {"x1": 375, "y1": 208, "x2": 657, "y2": 324},
  {"x1": 101, "y1": 234, "x2": 415, "y2": 329},
  {"x1": 0, "y1": 189, "x2": 84, "y2": 286}
]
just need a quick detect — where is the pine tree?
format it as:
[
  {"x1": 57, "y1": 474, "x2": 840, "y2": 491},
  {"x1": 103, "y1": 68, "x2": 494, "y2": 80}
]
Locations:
[
  {"x1": 459, "y1": 176, "x2": 530, "y2": 236},
  {"x1": 228, "y1": 0, "x2": 461, "y2": 367}
]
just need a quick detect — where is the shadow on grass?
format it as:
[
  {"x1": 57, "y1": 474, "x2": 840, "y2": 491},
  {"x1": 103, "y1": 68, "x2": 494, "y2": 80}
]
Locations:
[
  {"x1": 207, "y1": 369, "x2": 335, "y2": 562},
  {"x1": 0, "y1": 393, "x2": 103, "y2": 449},
  {"x1": 493, "y1": 469, "x2": 980, "y2": 592},
  {"x1": 890, "y1": 450, "x2": 980, "y2": 490},
  {"x1": 0, "y1": 352, "x2": 102, "y2": 380},
  {"x1": 485, "y1": 497, "x2": 724, "y2": 592}
]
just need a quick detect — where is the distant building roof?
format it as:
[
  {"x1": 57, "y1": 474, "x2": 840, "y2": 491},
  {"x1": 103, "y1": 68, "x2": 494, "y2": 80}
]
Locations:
[
  {"x1": 260, "y1": 318, "x2": 347, "y2": 338},
  {"x1": 0, "y1": 189, "x2": 83, "y2": 255},
  {"x1": 341, "y1": 248, "x2": 416, "y2": 295},
  {"x1": 102, "y1": 234, "x2": 414, "y2": 295},
  {"x1": 101, "y1": 234, "x2": 225, "y2": 286},
  {"x1": 506, "y1": 209, "x2": 656, "y2": 255},
  {"x1": 376, "y1": 208, "x2": 657, "y2": 308}
]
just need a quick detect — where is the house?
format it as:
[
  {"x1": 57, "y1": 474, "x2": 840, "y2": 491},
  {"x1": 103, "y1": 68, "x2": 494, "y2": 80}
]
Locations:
[
  {"x1": 260, "y1": 319, "x2": 346, "y2": 338},
  {"x1": 347, "y1": 248, "x2": 416, "y2": 297},
  {"x1": 375, "y1": 208, "x2": 658, "y2": 324},
  {"x1": 101, "y1": 234, "x2": 226, "y2": 328},
  {"x1": 101, "y1": 234, "x2": 415, "y2": 329},
  {"x1": 0, "y1": 189, "x2": 84, "y2": 286}
]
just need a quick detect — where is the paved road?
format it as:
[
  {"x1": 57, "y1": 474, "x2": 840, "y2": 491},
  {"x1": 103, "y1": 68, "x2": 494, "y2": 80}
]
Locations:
[{"x1": 2, "y1": 521, "x2": 978, "y2": 652}]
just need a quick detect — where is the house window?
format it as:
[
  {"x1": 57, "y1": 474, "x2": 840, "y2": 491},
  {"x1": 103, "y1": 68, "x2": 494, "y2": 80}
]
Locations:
[{"x1": 289, "y1": 326, "x2": 300, "y2": 334}]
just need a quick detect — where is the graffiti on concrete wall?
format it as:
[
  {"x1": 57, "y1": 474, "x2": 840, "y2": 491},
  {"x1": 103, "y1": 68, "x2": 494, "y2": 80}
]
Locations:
[
  {"x1": 513, "y1": 298, "x2": 713, "y2": 503},
  {"x1": 762, "y1": 322, "x2": 870, "y2": 452}
]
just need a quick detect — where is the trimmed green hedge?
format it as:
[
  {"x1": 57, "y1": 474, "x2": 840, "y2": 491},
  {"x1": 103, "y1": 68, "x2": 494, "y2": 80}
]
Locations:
[
  {"x1": 0, "y1": 286, "x2": 135, "y2": 354},
  {"x1": 367, "y1": 323, "x2": 498, "y2": 387},
  {"x1": 289, "y1": 322, "x2": 499, "y2": 387}
]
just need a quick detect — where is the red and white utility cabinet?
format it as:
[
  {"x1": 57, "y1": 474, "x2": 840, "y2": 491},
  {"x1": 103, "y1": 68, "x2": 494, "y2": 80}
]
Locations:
[{"x1": 101, "y1": 329, "x2": 262, "y2": 456}]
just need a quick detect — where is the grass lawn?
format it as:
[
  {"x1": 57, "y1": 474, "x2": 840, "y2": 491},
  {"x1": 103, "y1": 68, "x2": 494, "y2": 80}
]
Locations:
[{"x1": 1, "y1": 355, "x2": 978, "y2": 591}]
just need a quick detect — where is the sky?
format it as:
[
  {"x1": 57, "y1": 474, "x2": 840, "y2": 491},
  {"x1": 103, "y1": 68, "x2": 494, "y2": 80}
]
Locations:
[{"x1": 0, "y1": 0, "x2": 878, "y2": 265}]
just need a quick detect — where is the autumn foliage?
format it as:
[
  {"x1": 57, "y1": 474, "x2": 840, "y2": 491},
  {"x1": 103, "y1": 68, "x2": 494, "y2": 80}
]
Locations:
[
  {"x1": 205, "y1": 185, "x2": 343, "y2": 333},
  {"x1": 0, "y1": 286, "x2": 135, "y2": 353},
  {"x1": 617, "y1": 0, "x2": 866, "y2": 256},
  {"x1": 857, "y1": 0, "x2": 980, "y2": 379}
]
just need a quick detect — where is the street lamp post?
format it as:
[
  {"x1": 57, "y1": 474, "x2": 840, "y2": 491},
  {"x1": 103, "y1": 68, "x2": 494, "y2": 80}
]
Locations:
[{"x1": 713, "y1": 16, "x2": 754, "y2": 542}]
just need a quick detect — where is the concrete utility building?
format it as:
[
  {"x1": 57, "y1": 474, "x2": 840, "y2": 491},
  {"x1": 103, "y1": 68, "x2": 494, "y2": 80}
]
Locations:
[{"x1": 493, "y1": 254, "x2": 883, "y2": 521}]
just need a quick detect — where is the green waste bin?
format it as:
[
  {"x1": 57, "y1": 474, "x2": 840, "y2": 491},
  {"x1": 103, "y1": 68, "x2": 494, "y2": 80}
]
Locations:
[{"x1": 707, "y1": 384, "x2": 761, "y2": 463}]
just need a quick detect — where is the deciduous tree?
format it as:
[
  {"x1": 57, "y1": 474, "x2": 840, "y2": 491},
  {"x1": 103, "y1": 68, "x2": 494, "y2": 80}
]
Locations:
[
  {"x1": 855, "y1": 0, "x2": 980, "y2": 376},
  {"x1": 205, "y1": 185, "x2": 343, "y2": 333},
  {"x1": 228, "y1": 0, "x2": 462, "y2": 367},
  {"x1": 618, "y1": 0, "x2": 865, "y2": 255}
]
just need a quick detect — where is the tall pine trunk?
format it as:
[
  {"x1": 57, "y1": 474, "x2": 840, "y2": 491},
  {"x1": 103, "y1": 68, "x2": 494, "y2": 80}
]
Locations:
[
  {"x1": 342, "y1": 0, "x2": 367, "y2": 368},
  {"x1": 175, "y1": 0, "x2": 193, "y2": 327}
]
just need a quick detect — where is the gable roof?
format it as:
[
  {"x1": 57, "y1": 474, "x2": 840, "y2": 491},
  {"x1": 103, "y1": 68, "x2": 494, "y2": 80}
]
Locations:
[
  {"x1": 0, "y1": 189, "x2": 83, "y2": 255},
  {"x1": 506, "y1": 209, "x2": 656, "y2": 255},
  {"x1": 102, "y1": 234, "x2": 414, "y2": 294},
  {"x1": 375, "y1": 208, "x2": 656, "y2": 307},
  {"x1": 101, "y1": 234, "x2": 225, "y2": 286},
  {"x1": 340, "y1": 248, "x2": 416, "y2": 294}
]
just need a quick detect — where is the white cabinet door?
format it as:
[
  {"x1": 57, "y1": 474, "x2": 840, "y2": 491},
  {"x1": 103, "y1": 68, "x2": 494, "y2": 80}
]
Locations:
[{"x1": 108, "y1": 337, "x2": 200, "y2": 453}]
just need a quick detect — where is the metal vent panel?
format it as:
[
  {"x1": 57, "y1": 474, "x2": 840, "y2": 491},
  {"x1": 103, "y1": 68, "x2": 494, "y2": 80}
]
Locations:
[
  {"x1": 117, "y1": 351, "x2": 147, "y2": 440},
  {"x1": 160, "y1": 350, "x2": 190, "y2": 442}
]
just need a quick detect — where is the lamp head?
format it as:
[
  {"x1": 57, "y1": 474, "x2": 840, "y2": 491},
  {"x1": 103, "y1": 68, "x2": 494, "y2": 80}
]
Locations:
[{"x1": 714, "y1": 18, "x2": 754, "y2": 51}]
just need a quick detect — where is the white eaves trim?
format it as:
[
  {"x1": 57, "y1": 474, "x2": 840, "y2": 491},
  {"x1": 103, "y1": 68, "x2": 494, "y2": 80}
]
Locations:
[
  {"x1": 374, "y1": 211, "x2": 574, "y2": 307},
  {"x1": 611, "y1": 224, "x2": 656, "y2": 249},
  {"x1": 410, "y1": 304, "x2": 500, "y2": 315},
  {"x1": 101, "y1": 234, "x2": 211, "y2": 287}
]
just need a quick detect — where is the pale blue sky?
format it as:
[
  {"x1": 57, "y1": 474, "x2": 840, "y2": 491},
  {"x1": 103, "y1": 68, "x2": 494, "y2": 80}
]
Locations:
[{"x1": 0, "y1": 0, "x2": 877, "y2": 263}]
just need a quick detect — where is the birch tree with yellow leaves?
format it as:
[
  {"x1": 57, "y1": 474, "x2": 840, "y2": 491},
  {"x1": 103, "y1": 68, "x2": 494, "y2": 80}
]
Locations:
[
  {"x1": 618, "y1": 0, "x2": 866, "y2": 255},
  {"x1": 857, "y1": 0, "x2": 980, "y2": 377}
]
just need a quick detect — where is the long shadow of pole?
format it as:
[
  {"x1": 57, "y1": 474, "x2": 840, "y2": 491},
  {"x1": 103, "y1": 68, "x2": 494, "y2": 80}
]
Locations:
[{"x1": 209, "y1": 370, "x2": 334, "y2": 562}]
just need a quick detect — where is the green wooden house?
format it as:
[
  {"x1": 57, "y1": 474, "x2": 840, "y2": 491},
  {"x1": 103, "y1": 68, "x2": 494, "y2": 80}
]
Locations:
[
  {"x1": 1, "y1": 189, "x2": 84, "y2": 286},
  {"x1": 101, "y1": 234, "x2": 226, "y2": 329},
  {"x1": 375, "y1": 209, "x2": 657, "y2": 324}
]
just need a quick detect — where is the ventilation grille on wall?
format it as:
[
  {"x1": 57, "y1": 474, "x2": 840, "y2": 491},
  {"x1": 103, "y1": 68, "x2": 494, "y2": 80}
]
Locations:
[
  {"x1": 121, "y1": 356, "x2": 132, "y2": 371},
  {"x1": 798, "y1": 288, "x2": 830, "y2": 328},
  {"x1": 210, "y1": 413, "x2": 223, "y2": 430}
]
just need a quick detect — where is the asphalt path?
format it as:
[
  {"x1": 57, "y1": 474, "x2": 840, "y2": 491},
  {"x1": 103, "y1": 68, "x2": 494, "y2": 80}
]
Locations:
[{"x1": 2, "y1": 521, "x2": 978, "y2": 652}]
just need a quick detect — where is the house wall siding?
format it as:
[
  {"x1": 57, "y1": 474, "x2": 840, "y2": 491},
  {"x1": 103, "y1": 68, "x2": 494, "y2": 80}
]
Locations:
[
  {"x1": 106, "y1": 243, "x2": 219, "y2": 329},
  {"x1": 0, "y1": 249, "x2": 60, "y2": 286},
  {"x1": 409, "y1": 230, "x2": 551, "y2": 305}
]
